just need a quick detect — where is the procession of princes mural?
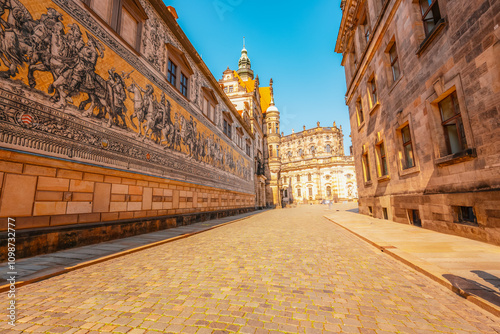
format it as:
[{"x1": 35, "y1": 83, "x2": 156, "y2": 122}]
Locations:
[{"x1": 0, "y1": 0, "x2": 250, "y2": 181}]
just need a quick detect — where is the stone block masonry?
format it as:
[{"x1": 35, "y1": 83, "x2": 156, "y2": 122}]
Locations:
[{"x1": 0, "y1": 149, "x2": 254, "y2": 260}]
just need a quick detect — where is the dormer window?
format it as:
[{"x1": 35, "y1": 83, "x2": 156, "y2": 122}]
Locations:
[
  {"x1": 229, "y1": 86, "x2": 233, "y2": 93},
  {"x1": 201, "y1": 87, "x2": 218, "y2": 123},
  {"x1": 85, "y1": 0, "x2": 147, "y2": 51}
]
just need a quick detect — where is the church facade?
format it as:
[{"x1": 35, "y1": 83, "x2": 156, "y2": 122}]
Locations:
[{"x1": 280, "y1": 123, "x2": 357, "y2": 205}]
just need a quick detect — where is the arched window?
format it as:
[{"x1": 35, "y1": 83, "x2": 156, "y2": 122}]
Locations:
[
  {"x1": 310, "y1": 146, "x2": 315, "y2": 154},
  {"x1": 308, "y1": 173, "x2": 312, "y2": 182},
  {"x1": 297, "y1": 188, "x2": 301, "y2": 197},
  {"x1": 326, "y1": 186, "x2": 332, "y2": 197},
  {"x1": 284, "y1": 189, "x2": 288, "y2": 197},
  {"x1": 326, "y1": 144, "x2": 331, "y2": 153},
  {"x1": 308, "y1": 187, "x2": 313, "y2": 197}
]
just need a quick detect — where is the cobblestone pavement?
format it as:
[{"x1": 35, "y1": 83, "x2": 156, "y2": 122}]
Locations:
[{"x1": 1, "y1": 205, "x2": 499, "y2": 333}]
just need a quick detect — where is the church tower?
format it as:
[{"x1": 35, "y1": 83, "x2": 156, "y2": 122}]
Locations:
[
  {"x1": 236, "y1": 39, "x2": 254, "y2": 81},
  {"x1": 265, "y1": 79, "x2": 281, "y2": 207}
]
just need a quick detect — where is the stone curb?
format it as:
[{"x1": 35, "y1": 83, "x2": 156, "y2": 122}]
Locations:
[
  {"x1": 0, "y1": 211, "x2": 266, "y2": 293},
  {"x1": 324, "y1": 216, "x2": 500, "y2": 318}
]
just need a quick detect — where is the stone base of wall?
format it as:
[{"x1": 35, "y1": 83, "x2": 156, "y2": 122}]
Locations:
[
  {"x1": 0, "y1": 207, "x2": 254, "y2": 261},
  {"x1": 358, "y1": 190, "x2": 500, "y2": 246}
]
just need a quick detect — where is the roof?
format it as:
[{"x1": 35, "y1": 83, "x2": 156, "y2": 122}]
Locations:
[
  {"x1": 259, "y1": 87, "x2": 271, "y2": 114},
  {"x1": 233, "y1": 71, "x2": 255, "y2": 93},
  {"x1": 232, "y1": 71, "x2": 272, "y2": 114}
]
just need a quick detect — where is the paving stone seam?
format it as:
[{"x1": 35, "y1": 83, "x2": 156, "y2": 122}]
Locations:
[
  {"x1": 0, "y1": 210, "x2": 268, "y2": 293},
  {"x1": 324, "y1": 215, "x2": 500, "y2": 319}
]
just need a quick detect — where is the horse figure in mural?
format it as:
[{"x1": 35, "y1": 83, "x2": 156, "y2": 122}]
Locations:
[
  {"x1": 26, "y1": 8, "x2": 67, "y2": 92},
  {"x1": 127, "y1": 81, "x2": 152, "y2": 138},
  {"x1": 0, "y1": 0, "x2": 33, "y2": 79},
  {"x1": 159, "y1": 95, "x2": 175, "y2": 148},
  {"x1": 179, "y1": 114, "x2": 196, "y2": 158},
  {"x1": 144, "y1": 97, "x2": 164, "y2": 143},
  {"x1": 171, "y1": 112, "x2": 182, "y2": 151}
]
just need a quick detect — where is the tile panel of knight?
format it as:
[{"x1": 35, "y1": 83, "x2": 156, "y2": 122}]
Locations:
[{"x1": 0, "y1": 0, "x2": 252, "y2": 185}]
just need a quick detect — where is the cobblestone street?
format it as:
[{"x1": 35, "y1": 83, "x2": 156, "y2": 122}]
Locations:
[{"x1": 1, "y1": 205, "x2": 499, "y2": 333}]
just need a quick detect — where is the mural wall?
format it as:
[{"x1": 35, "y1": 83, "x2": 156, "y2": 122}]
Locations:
[{"x1": 0, "y1": 0, "x2": 253, "y2": 194}]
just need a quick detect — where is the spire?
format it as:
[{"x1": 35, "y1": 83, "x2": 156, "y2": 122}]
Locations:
[
  {"x1": 237, "y1": 37, "x2": 254, "y2": 81},
  {"x1": 269, "y1": 78, "x2": 275, "y2": 106}
]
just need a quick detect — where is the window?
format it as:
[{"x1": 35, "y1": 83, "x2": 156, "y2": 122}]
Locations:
[
  {"x1": 209, "y1": 104, "x2": 214, "y2": 121},
  {"x1": 356, "y1": 99, "x2": 364, "y2": 126},
  {"x1": 368, "y1": 206, "x2": 373, "y2": 216},
  {"x1": 362, "y1": 151, "x2": 371, "y2": 182},
  {"x1": 229, "y1": 86, "x2": 233, "y2": 93},
  {"x1": 203, "y1": 98, "x2": 208, "y2": 116},
  {"x1": 310, "y1": 146, "x2": 315, "y2": 154},
  {"x1": 168, "y1": 60, "x2": 177, "y2": 86},
  {"x1": 299, "y1": 148, "x2": 303, "y2": 156},
  {"x1": 269, "y1": 145, "x2": 273, "y2": 157},
  {"x1": 408, "y1": 209, "x2": 422, "y2": 227},
  {"x1": 377, "y1": 142, "x2": 389, "y2": 177},
  {"x1": 326, "y1": 186, "x2": 332, "y2": 197},
  {"x1": 296, "y1": 175, "x2": 300, "y2": 182},
  {"x1": 362, "y1": 16, "x2": 370, "y2": 44},
  {"x1": 419, "y1": 0, "x2": 442, "y2": 37},
  {"x1": 90, "y1": 0, "x2": 112, "y2": 23},
  {"x1": 268, "y1": 123, "x2": 272, "y2": 134},
  {"x1": 389, "y1": 43, "x2": 400, "y2": 82},
  {"x1": 120, "y1": 7, "x2": 138, "y2": 48},
  {"x1": 87, "y1": 0, "x2": 147, "y2": 51},
  {"x1": 297, "y1": 188, "x2": 301, "y2": 197},
  {"x1": 284, "y1": 189, "x2": 288, "y2": 198},
  {"x1": 369, "y1": 77, "x2": 377, "y2": 107},
  {"x1": 224, "y1": 87, "x2": 228, "y2": 93},
  {"x1": 246, "y1": 143, "x2": 251, "y2": 156},
  {"x1": 180, "y1": 73, "x2": 188, "y2": 97},
  {"x1": 326, "y1": 144, "x2": 331, "y2": 153},
  {"x1": 454, "y1": 206, "x2": 477, "y2": 225},
  {"x1": 308, "y1": 187, "x2": 313, "y2": 197},
  {"x1": 439, "y1": 92, "x2": 467, "y2": 155},
  {"x1": 383, "y1": 208, "x2": 388, "y2": 220},
  {"x1": 308, "y1": 173, "x2": 312, "y2": 182},
  {"x1": 401, "y1": 125, "x2": 415, "y2": 169},
  {"x1": 223, "y1": 119, "x2": 232, "y2": 138},
  {"x1": 275, "y1": 124, "x2": 279, "y2": 134}
]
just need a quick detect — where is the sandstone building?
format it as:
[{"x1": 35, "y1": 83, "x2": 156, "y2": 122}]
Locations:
[
  {"x1": 219, "y1": 45, "x2": 282, "y2": 207},
  {"x1": 0, "y1": 0, "x2": 256, "y2": 259},
  {"x1": 280, "y1": 123, "x2": 357, "y2": 205},
  {"x1": 335, "y1": 0, "x2": 500, "y2": 244}
]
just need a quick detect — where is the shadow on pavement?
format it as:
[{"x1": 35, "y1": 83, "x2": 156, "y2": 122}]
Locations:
[
  {"x1": 347, "y1": 208, "x2": 359, "y2": 213},
  {"x1": 443, "y1": 273, "x2": 500, "y2": 307},
  {"x1": 472, "y1": 270, "x2": 500, "y2": 290}
]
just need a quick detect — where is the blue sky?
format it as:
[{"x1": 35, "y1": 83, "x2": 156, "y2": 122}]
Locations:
[{"x1": 168, "y1": 0, "x2": 351, "y2": 153}]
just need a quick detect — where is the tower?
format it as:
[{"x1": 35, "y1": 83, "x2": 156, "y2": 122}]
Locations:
[
  {"x1": 265, "y1": 78, "x2": 281, "y2": 207},
  {"x1": 236, "y1": 38, "x2": 254, "y2": 81}
]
